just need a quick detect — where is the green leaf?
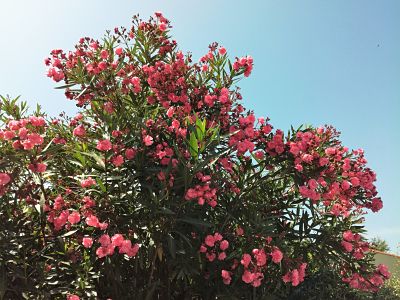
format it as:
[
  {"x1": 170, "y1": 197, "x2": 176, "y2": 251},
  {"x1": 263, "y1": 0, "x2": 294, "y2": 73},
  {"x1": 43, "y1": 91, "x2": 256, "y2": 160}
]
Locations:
[
  {"x1": 96, "y1": 178, "x2": 107, "y2": 192},
  {"x1": 176, "y1": 217, "x2": 212, "y2": 228},
  {"x1": 167, "y1": 234, "x2": 176, "y2": 259},
  {"x1": 78, "y1": 151, "x2": 105, "y2": 169},
  {"x1": 195, "y1": 117, "x2": 206, "y2": 142},
  {"x1": 188, "y1": 132, "x2": 198, "y2": 159},
  {"x1": 61, "y1": 229, "x2": 78, "y2": 238},
  {"x1": 54, "y1": 83, "x2": 76, "y2": 89},
  {"x1": 156, "y1": 207, "x2": 175, "y2": 215}
]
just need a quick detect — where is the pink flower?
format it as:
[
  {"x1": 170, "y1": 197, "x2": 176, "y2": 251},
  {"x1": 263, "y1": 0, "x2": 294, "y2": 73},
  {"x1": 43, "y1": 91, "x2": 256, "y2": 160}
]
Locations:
[
  {"x1": 98, "y1": 61, "x2": 107, "y2": 70},
  {"x1": 214, "y1": 232, "x2": 223, "y2": 241},
  {"x1": 96, "y1": 139, "x2": 112, "y2": 151},
  {"x1": 350, "y1": 177, "x2": 360, "y2": 186},
  {"x1": 37, "y1": 163, "x2": 47, "y2": 172},
  {"x1": 219, "y1": 47, "x2": 226, "y2": 55},
  {"x1": 100, "y1": 49, "x2": 109, "y2": 59},
  {"x1": 115, "y1": 47, "x2": 123, "y2": 56},
  {"x1": 104, "y1": 102, "x2": 114, "y2": 113},
  {"x1": 343, "y1": 230, "x2": 355, "y2": 242},
  {"x1": 96, "y1": 246, "x2": 108, "y2": 258},
  {"x1": 106, "y1": 245, "x2": 116, "y2": 256},
  {"x1": 220, "y1": 240, "x2": 229, "y2": 251},
  {"x1": 126, "y1": 243, "x2": 140, "y2": 257},
  {"x1": 119, "y1": 239, "x2": 132, "y2": 254},
  {"x1": 53, "y1": 210, "x2": 69, "y2": 230},
  {"x1": 53, "y1": 195, "x2": 65, "y2": 210},
  {"x1": 251, "y1": 273, "x2": 264, "y2": 287},
  {"x1": 254, "y1": 151, "x2": 264, "y2": 159},
  {"x1": 205, "y1": 235, "x2": 215, "y2": 247},
  {"x1": 28, "y1": 163, "x2": 47, "y2": 173},
  {"x1": 299, "y1": 263, "x2": 307, "y2": 281},
  {"x1": 185, "y1": 188, "x2": 197, "y2": 200},
  {"x1": 253, "y1": 249, "x2": 267, "y2": 266},
  {"x1": 271, "y1": 248, "x2": 283, "y2": 263},
  {"x1": 218, "y1": 252, "x2": 227, "y2": 260},
  {"x1": 73, "y1": 125, "x2": 86, "y2": 137},
  {"x1": 118, "y1": 240, "x2": 140, "y2": 257},
  {"x1": 98, "y1": 234, "x2": 111, "y2": 247},
  {"x1": 342, "y1": 241, "x2": 353, "y2": 252},
  {"x1": 371, "y1": 198, "x2": 383, "y2": 212},
  {"x1": 353, "y1": 249, "x2": 364, "y2": 260},
  {"x1": 282, "y1": 268, "x2": 303, "y2": 286},
  {"x1": 291, "y1": 269, "x2": 300, "y2": 286},
  {"x1": 125, "y1": 148, "x2": 136, "y2": 159},
  {"x1": 98, "y1": 222, "x2": 108, "y2": 230},
  {"x1": 241, "y1": 253, "x2": 251, "y2": 268},
  {"x1": 110, "y1": 131, "x2": 121, "y2": 138},
  {"x1": 47, "y1": 68, "x2": 65, "y2": 82},
  {"x1": 67, "y1": 295, "x2": 80, "y2": 300},
  {"x1": 319, "y1": 157, "x2": 329, "y2": 166},
  {"x1": 295, "y1": 164, "x2": 303, "y2": 172},
  {"x1": 204, "y1": 94, "x2": 215, "y2": 107},
  {"x1": 282, "y1": 272, "x2": 291, "y2": 283},
  {"x1": 308, "y1": 179, "x2": 318, "y2": 190},
  {"x1": 166, "y1": 107, "x2": 174, "y2": 117},
  {"x1": 377, "y1": 264, "x2": 391, "y2": 278},
  {"x1": 86, "y1": 215, "x2": 100, "y2": 227},
  {"x1": 130, "y1": 76, "x2": 142, "y2": 93},
  {"x1": 289, "y1": 143, "x2": 300, "y2": 155},
  {"x1": 81, "y1": 177, "x2": 96, "y2": 188},
  {"x1": 221, "y1": 270, "x2": 231, "y2": 285},
  {"x1": 341, "y1": 180, "x2": 350, "y2": 190},
  {"x1": 68, "y1": 211, "x2": 81, "y2": 224},
  {"x1": 82, "y1": 237, "x2": 93, "y2": 248},
  {"x1": 0, "y1": 173, "x2": 11, "y2": 186},
  {"x1": 206, "y1": 252, "x2": 216, "y2": 262},
  {"x1": 242, "y1": 270, "x2": 254, "y2": 284},
  {"x1": 325, "y1": 147, "x2": 336, "y2": 155},
  {"x1": 159, "y1": 22, "x2": 167, "y2": 32},
  {"x1": 370, "y1": 274, "x2": 384, "y2": 287},
  {"x1": 236, "y1": 227, "x2": 244, "y2": 236},
  {"x1": 3, "y1": 131, "x2": 15, "y2": 140},
  {"x1": 111, "y1": 155, "x2": 124, "y2": 167},
  {"x1": 18, "y1": 127, "x2": 28, "y2": 139},
  {"x1": 111, "y1": 234, "x2": 124, "y2": 247},
  {"x1": 171, "y1": 120, "x2": 180, "y2": 129},
  {"x1": 83, "y1": 196, "x2": 95, "y2": 208},
  {"x1": 143, "y1": 135, "x2": 154, "y2": 146},
  {"x1": 27, "y1": 133, "x2": 44, "y2": 145},
  {"x1": 301, "y1": 154, "x2": 313, "y2": 164}
]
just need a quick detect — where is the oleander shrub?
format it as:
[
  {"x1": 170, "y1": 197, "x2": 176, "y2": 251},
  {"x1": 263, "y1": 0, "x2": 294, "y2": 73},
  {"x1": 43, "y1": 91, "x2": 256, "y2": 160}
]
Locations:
[{"x1": 0, "y1": 12, "x2": 390, "y2": 299}]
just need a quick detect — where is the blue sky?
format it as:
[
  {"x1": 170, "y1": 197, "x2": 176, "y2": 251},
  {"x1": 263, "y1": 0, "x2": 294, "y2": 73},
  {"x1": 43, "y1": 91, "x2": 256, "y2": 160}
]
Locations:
[{"x1": 1, "y1": 1, "x2": 399, "y2": 251}]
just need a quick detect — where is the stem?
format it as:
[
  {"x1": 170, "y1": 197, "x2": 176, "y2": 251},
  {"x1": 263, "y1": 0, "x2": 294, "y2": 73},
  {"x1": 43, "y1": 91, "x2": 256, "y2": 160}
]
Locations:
[
  {"x1": 38, "y1": 176, "x2": 48, "y2": 247},
  {"x1": 148, "y1": 244, "x2": 159, "y2": 286}
]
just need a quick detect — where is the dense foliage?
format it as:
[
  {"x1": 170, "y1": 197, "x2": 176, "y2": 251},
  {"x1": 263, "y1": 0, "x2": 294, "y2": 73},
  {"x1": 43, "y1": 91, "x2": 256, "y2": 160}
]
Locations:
[{"x1": 0, "y1": 13, "x2": 389, "y2": 299}]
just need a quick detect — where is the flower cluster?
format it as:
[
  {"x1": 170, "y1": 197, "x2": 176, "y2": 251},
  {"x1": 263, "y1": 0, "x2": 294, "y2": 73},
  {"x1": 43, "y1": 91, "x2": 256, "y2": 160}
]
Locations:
[
  {"x1": 282, "y1": 263, "x2": 307, "y2": 287},
  {"x1": 343, "y1": 264, "x2": 391, "y2": 292},
  {"x1": 286, "y1": 128, "x2": 382, "y2": 217},
  {"x1": 239, "y1": 246, "x2": 284, "y2": 287},
  {"x1": 94, "y1": 234, "x2": 139, "y2": 258},
  {"x1": 0, "y1": 172, "x2": 11, "y2": 195},
  {"x1": 341, "y1": 230, "x2": 370, "y2": 260},
  {"x1": 0, "y1": 117, "x2": 47, "y2": 172},
  {"x1": 200, "y1": 232, "x2": 229, "y2": 261}
]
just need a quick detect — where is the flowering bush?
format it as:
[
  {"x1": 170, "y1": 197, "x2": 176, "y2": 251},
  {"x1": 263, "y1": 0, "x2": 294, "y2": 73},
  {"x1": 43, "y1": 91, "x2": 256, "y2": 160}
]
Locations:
[{"x1": 0, "y1": 13, "x2": 389, "y2": 299}]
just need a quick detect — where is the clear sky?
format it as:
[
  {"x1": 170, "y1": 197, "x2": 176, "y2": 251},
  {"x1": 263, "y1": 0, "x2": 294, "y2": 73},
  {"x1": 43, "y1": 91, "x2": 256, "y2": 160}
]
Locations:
[{"x1": 1, "y1": 1, "x2": 399, "y2": 251}]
